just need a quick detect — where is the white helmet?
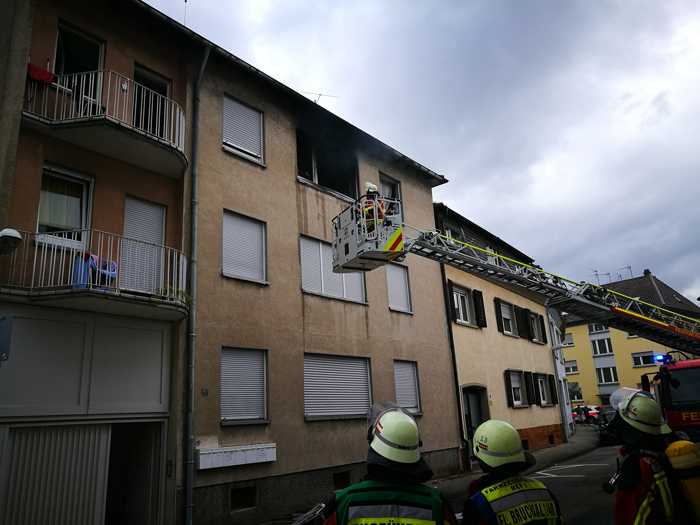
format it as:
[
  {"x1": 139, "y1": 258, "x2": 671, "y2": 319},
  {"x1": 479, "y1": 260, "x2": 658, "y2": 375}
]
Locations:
[
  {"x1": 611, "y1": 388, "x2": 672, "y2": 436},
  {"x1": 473, "y1": 420, "x2": 526, "y2": 469},
  {"x1": 368, "y1": 408, "x2": 421, "y2": 464}
]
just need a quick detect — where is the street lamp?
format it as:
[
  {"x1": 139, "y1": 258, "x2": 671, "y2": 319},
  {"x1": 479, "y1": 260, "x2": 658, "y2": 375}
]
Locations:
[{"x1": 0, "y1": 228, "x2": 22, "y2": 255}]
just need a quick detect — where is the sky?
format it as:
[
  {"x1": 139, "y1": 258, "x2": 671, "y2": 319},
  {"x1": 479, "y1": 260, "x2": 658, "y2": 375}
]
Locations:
[{"x1": 147, "y1": 0, "x2": 700, "y2": 305}]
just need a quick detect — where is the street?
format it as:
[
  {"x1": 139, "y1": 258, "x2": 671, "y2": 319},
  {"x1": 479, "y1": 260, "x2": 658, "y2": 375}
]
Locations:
[{"x1": 453, "y1": 445, "x2": 619, "y2": 525}]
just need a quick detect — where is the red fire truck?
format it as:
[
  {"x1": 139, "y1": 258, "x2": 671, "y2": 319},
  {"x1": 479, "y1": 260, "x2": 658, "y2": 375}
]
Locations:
[{"x1": 649, "y1": 355, "x2": 700, "y2": 442}]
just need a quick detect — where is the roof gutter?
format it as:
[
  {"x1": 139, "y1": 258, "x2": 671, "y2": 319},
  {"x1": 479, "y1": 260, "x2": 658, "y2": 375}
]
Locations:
[{"x1": 185, "y1": 43, "x2": 210, "y2": 525}]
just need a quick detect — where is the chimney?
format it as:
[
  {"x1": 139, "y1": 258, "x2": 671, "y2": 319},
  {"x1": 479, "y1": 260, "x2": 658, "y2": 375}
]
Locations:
[{"x1": 643, "y1": 269, "x2": 651, "y2": 276}]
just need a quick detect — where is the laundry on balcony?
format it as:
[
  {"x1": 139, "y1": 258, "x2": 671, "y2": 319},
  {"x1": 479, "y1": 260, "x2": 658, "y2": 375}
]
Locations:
[
  {"x1": 27, "y1": 64, "x2": 56, "y2": 85},
  {"x1": 72, "y1": 252, "x2": 118, "y2": 290}
]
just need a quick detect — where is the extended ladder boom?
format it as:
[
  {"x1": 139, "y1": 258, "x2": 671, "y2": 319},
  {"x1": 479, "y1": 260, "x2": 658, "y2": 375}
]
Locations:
[{"x1": 332, "y1": 194, "x2": 700, "y2": 354}]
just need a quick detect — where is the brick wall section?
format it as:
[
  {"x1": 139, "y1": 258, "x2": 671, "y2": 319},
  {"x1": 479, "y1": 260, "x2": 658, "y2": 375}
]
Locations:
[{"x1": 518, "y1": 424, "x2": 564, "y2": 451}]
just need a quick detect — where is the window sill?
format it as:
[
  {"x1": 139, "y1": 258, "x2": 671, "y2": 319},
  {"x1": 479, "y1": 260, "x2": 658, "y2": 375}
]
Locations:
[
  {"x1": 539, "y1": 403, "x2": 555, "y2": 408},
  {"x1": 305, "y1": 414, "x2": 367, "y2": 422},
  {"x1": 222, "y1": 143, "x2": 266, "y2": 168},
  {"x1": 302, "y1": 288, "x2": 367, "y2": 306},
  {"x1": 510, "y1": 404, "x2": 530, "y2": 409},
  {"x1": 296, "y1": 176, "x2": 355, "y2": 203},
  {"x1": 389, "y1": 307, "x2": 413, "y2": 316},
  {"x1": 531, "y1": 339, "x2": 547, "y2": 345},
  {"x1": 222, "y1": 272, "x2": 269, "y2": 286},
  {"x1": 565, "y1": 371, "x2": 579, "y2": 376},
  {"x1": 35, "y1": 233, "x2": 86, "y2": 251},
  {"x1": 455, "y1": 320, "x2": 479, "y2": 329},
  {"x1": 593, "y1": 353, "x2": 614, "y2": 357},
  {"x1": 632, "y1": 363, "x2": 657, "y2": 368},
  {"x1": 501, "y1": 331, "x2": 520, "y2": 338},
  {"x1": 221, "y1": 418, "x2": 269, "y2": 427},
  {"x1": 597, "y1": 382, "x2": 619, "y2": 386}
]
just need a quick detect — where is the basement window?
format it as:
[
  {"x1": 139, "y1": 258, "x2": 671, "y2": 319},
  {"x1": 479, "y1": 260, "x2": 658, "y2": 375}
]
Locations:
[{"x1": 296, "y1": 129, "x2": 358, "y2": 199}]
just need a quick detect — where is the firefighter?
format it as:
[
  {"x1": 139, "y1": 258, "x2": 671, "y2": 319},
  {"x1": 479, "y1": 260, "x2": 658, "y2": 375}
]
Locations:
[
  {"x1": 606, "y1": 389, "x2": 684, "y2": 525},
  {"x1": 300, "y1": 403, "x2": 458, "y2": 525},
  {"x1": 462, "y1": 420, "x2": 563, "y2": 525}
]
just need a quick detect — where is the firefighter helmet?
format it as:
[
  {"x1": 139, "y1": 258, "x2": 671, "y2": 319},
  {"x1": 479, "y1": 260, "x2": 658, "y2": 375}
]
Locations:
[
  {"x1": 473, "y1": 419, "x2": 526, "y2": 468},
  {"x1": 368, "y1": 408, "x2": 421, "y2": 464},
  {"x1": 616, "y1": 390, "x2": 672, "y2": 436}
]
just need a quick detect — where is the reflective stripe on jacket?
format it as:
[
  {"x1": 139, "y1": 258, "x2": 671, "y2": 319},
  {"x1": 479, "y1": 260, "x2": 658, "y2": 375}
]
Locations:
[
  {"x1": 468, "y1": 476, "x2": 561, "y2": 525},
  {"x1": 331, "y1": 479, "x2": 449, "y2": 525},
  {"x1": 632, "y1": 458, "x2": 674, "y2": 525}
]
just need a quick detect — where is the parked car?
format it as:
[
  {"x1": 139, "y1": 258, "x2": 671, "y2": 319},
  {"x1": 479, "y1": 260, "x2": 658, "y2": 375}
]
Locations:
[{"x1": 596, "y1": 406, "x2": 619, "y2": 445}]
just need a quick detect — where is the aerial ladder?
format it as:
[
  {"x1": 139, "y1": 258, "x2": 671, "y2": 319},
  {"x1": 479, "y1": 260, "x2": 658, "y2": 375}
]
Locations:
[{"x1": 331, "y1": 192, "x2": 700, "y2": 355}]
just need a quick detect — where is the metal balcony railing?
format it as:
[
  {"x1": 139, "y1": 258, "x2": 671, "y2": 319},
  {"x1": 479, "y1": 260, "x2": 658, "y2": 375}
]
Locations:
[
  {"x1": 24, "y1": 70, "x2": 186, "y2": 152},
  {"x1": 0, "y1": 230, "x2": 188, "y2": 305}
]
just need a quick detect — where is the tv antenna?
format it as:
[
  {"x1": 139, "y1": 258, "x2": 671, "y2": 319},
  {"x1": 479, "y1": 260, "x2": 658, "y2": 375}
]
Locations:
[
  {"x1": 301, "y1": 91, "x2": 339, "y2": 104},
  {"x1": 591, "y1": 269, "x2": 600, "y2": 285},
  {"x1": 618, "y1": 265, "x2": 633, "y2": 278}
]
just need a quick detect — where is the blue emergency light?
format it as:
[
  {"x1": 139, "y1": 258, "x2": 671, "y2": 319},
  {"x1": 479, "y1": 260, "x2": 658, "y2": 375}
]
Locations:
[{"x1": 655, "y1": 354, "x2": 664, "y2": 362}]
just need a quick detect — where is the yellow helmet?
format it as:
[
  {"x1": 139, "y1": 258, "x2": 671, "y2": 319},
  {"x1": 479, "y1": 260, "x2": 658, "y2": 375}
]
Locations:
[
  {"x1": 473, "y1": 420, "x2": 526, "y2": 468},
  {"x1": 369, "y1": 408, "x2": 421, "y2": 464},
  {"x1": 666, "y1": 440, "x2": 700, "y2": 470},
  {"x1": 618, "y1": 391, "x2": 672, "y2": 436}
]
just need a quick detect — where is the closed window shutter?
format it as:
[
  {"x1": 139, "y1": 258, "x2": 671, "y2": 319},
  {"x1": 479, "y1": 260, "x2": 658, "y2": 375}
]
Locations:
[
  {"x1": 222, "y1": 211, "x2": 265, "y2": 282},
  {"x1": 473, "y1": 290, "x2": 487, "y2": 327},
  {"x1": 387, "y1": 264, "x2": 411, "y2": 312},
  {"x1": 343, "y1": 271, "x2": 365, "y2": 302},
  {"x1": 494, "y1": 298, "x2": 504, "y2": 333},
  {"x1": 300, "y1": 237, "x2": 322, "y2": 293},
  {"x1": 516, "y1": 307, "x2": 530, "y2": 339},
  {"x1": 394, "y1": 361, "x2": 420, "y2": 413},
  {"x1": 304, "y1": 354, "x2": 371, "y2": 417},
  {"x1": 548, "y1": 374, "x2": 559, "y2": 405},
  {"x1": 524, "y1": 372, "x2": 535, "y2": 407},
  {"x1": 448, "y1": 281, "x2": 458, "y2": 321},
  {"x1": 220, "y1": 348, "x2": 266, "y2": 420},
  {"x1": 321, "y1": 242, "x2": 343, "y2": 297},
  {"x1": 504, "y1": 370, "x2": 514, "y2": 407},
  {"x1": 223, "y1": 96, "x2": 263, "y2": 160},
  {"x1": 121, "y1": 197, "x2": 165, "y2": 293},
  {"x1": 539, "y1": 315, "x2": 548, "y2": 344}
]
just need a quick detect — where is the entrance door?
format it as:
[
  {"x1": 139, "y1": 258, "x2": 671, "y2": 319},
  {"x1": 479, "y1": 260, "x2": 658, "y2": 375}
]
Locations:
[
  {"x1": 462, "y1": 386, "x2": 489, "y2": 440},
  {"x1": 120, "y1": 197, "x2": 166, "y2": 294}
]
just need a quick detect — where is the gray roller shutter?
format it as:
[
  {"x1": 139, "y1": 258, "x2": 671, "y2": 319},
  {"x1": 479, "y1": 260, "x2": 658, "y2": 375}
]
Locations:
[
  {"x1": 1, "y1": 424, "x2": 110, "y2": 525},
  {"x1": 223, "y1": 95, "x2": 263, "y2": 160},
  {"x1": 300, "y1": 237, "x2": 322, "y2": 293},
  {"x1": 387, "y1": 264, "x2": 411, "y2": 312},
  {"x1": 394, "y1": 361, "x2": 420, "y2": 413},
  {"x1": 320, "y1": 242, "x2": 343, "y2": 297},
  {"x1": 343, "y1": 271, "x2": 365, "y2": 303},
  {"x1": 300, "y1": 236, "x2": 365, "y2": 302},
  {"x1": 121, "y1": 197, "x2": 165, "y2": 293},
  {"x1": 304, "y1": 354, "x2": 371, "y2": 417},
  {"x1": 220, "y1": 348, "x2": 266, "y2": 421},
  {"x1": 222, "y1": 211, "x2": 266, "y2": 282}
]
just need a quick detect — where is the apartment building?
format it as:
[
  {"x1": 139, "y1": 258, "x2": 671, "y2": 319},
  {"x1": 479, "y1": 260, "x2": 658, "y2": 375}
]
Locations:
[
  {"x1": 0, "y1": 1, "x2": 194, "y2": 523},
  {"x1": 189, "y1": 40, "x2": 461, "y2": 525},
  {"x1": 434, "y1": 204, "x2": 565, "y2": 455},
  {"x1": 562, "y1": 270, "x2": 700, "y2": 406}
]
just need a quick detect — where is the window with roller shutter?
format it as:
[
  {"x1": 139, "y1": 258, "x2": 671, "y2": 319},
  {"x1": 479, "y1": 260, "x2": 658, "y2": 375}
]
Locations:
[
  {"x1": 299, "y1": 236, "x2": 365, "y2": 303},
  {"x1": 386, "y1": 264, "x2": 412, "y2": 313},
  {"x1": 223, "y1": 95, "x2": 264, "y2": 163},
  {"x1": 303, "y1": 354, "x2": 371, "y2": 418},
  {"x1": 220, "y1": 348, "x2": 267, "y2": 422},
  {"x1": 393, "y1": 360, "x2": 420, "y2": 414},
  {"x1": 222, "y1": 210, "x2": 266, "y2": 283}
]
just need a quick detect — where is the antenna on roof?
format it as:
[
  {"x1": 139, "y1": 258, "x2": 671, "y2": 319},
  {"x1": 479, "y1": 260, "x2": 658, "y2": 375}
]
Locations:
[
  {"x1": 184, "y1": 0, "x2": 188, "y2": 26},
  {"x1": 300, "y1": 91, "x2": 339, "y2": 104},
  {"x1": 601, "y1": 272, "x2": 612, "y2": 284},
  {"x1": 591, "y1": 269, "x2": 600, "y2": 285},
  {"x1": 618, "y1": 265, "x2": 633, "y2": 278}
]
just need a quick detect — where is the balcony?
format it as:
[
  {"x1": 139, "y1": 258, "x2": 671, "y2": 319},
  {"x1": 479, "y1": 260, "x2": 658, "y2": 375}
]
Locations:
[
  {"x1": 0, "y1": 230, "x2": 188, "y2": 320},
  {"x1": 23, "y1": 69, "x2": 187, "y2": 177}
]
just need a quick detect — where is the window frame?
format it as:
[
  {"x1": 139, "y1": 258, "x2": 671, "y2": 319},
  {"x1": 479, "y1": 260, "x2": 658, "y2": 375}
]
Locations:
[
  {"x1": 452, "y1": 285, "x2": 475, "y2": 326},
  {"x1": 632, "y1": 351, "x2": 656, "y2": 368},
  {"x1": 500, "y1": 301, "x2": 517, "y2": 336},
  {"x1": 222, "y1": 209, "x2": 268, "y2": 285},
  {"x1": 299, "y1": 235, "x2": 366, "y2": 304},
  {"x1": 589, "y1": 323, "x2": 608, "y2": 334},
  {"x1": 529, "y1": 312, "x2": 545, "y2": 343},
  {"x1": 568, "y1": 382, "x2": 584, "y2": 402},
  {"x1": 509, "y1": 370, "x2": 528, "y2": 407},
  {"x1": 592, "y1": 337, "x2": 614, "y2": 356},
  {"x1": 53, "y1": 23, "x2": 104, "y2": 76},
  {"x1": 386, "y1": 263, "x2": 413, "y2": 314},
  {"x1": 564, "y1": 360, "x2": 579, "y2": 375},
  {"x1": 295, "y1": 129, "x2": 358, "y2": 200},
  {"x1": 379, "y1": 173, "x2": 401, "y2": 201},
  {"x1": 220, "y1": 347, "x2": 268, "y2": 425},
  {"x1": 596, "y1": 366, "x2": 619, "y2": 385},
  {"x1": 393, "y1": 360, "x2": 421, "y2": 415},
  {"x1": 222, "y1": 94, "x2": 266, "y2": 165},
  {"x1": 562, "y1": 333, "x2": 574, "y2": 347},
  {"x1": 537, "y1": 375, "x2": 552, "y2": 406},
  {"x1": 36, "y1": 165, "x2": 93, "y2": 249}
]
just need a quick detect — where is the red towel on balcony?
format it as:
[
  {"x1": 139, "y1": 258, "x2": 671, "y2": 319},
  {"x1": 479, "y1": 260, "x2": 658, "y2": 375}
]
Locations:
[{"x1": 27, "y1": 63, "x2": 56, "y2": 85}]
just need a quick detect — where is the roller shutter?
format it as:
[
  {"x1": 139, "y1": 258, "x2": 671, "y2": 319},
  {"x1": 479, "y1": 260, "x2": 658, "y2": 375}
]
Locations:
[
  {"x1": 220, "y1": 348, "x2": 266, "y2": 421},
  {"x1": 394, "y1": 361, "x2": 420, "y2": 413},
  {"x1": 304, "y1": 354, "x2": 371, "y2": 417},
  {"x1": 223, "y1": 96, "x2": 263, "y2": 160},
  {"x1": 222, "y1": 211, "x2": 266, "y2": 282},
  {"x1": 121, "y1": 197, "x2": 165, "y2": 293},
  {"x1": 387, "y1": 264, "x2": 411, "y2": 312}
]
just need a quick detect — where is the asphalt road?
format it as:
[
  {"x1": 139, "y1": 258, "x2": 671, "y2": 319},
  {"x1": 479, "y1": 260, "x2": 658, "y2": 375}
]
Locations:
[{"x1": 454, "y1": 445, "x2": 619, "y2": 525}]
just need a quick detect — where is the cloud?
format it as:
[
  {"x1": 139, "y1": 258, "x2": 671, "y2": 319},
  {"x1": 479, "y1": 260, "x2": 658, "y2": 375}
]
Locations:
[{"x1": 148, "y1": 0, "x2": 700, "y2": 302}]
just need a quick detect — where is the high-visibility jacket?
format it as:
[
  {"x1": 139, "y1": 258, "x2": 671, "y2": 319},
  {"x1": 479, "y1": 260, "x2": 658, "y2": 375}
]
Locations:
[
  {"x1": 615, "y1": 450, "x2": 674, "y2": 525},
  {"x1": 465, "y1": 476, "x2": 562, "y2": 525},
  {"x1": 322, "y1": 479, "x2": 457, "y2": 525}
]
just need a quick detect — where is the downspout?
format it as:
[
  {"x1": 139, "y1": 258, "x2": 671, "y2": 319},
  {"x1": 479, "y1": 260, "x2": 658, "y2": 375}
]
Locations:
[
  {"x1": 439, "y1": 262, "x2": 469, "y2": 470},
  {"x1": 546, "y1": 305, "x2": 570, "y2": 443},
  {"x1": 185, "y1": 44, "x2": 210, "y2": 525}
]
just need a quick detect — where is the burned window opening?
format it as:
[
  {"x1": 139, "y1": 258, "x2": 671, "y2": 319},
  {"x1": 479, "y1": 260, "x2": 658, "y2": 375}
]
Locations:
[{"x1": 296, "y1": 129, "x2": 358, "y2": 199}]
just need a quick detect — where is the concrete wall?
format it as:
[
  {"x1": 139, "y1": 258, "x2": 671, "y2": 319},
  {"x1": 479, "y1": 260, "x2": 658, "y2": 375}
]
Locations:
[
  {"x1": 192, "y1": 54, "x2": 461, "y2": 495},
  {"x1": 445, "y1": 266, "x2": 562, "y2": 438}
]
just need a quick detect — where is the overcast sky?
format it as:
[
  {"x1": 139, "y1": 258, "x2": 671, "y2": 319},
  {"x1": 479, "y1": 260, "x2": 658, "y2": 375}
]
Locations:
[{"x1": 148, "y1": 0, "x2": 700, "y2": 304}]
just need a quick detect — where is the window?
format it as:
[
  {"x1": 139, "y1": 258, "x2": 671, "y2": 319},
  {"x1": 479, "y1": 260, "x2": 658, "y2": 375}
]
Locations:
[
  {"x1": 303, "y1": 354, "x2": 371, "y2": 418},
  {"x1": 632, "y1": 352, "x2": 656, "y2": 367},
  {"x1": 529, "y1": 312, "x2": 545, "y2": 343},
  {"x1": 220, "y1": 348, "x2": 267, "y2": 422},
  {"x1": 505, "y1": 370, "x2": 531, "y2": 407},
  {"x1": 38, "y1": 168, "x2": 91, "y2": 245},
  {"x1": 452, "y1": 286, "x2": 473, "y2": 324},
  {"x1": 550, "y1": 323, "x2": 562, "y2": 347},
  {"x1": 564, "y1": 360, "x2": 579, "y2": 374},
  {"x1": 589, "y1": 323, "x2": 607, "y2": 333},
  {"x1": 592, "y1": 338, "x2": 613, "y2": 355},
  {"x1": 538, "y1": 376, "x2": 551, "y2": 405},
  {"x1": 296, "y1": 129, "x2": 358, "y2": 199},
  {"x1": 223, "y1": 95, "x2": 264, "y2": 163},
  {"x1": 55, "y1": 25, "x2": 102, "y2": 76},
  {"x1": 222, "y1": 211, "x2": 266, "y2": 283},
  {"x1": 394, "y1": 361, "x2": 420, "y2": 413},
  {"x1": 300, "y1": 236, "x2": 365, "y2": 302},
  {"x1": 568, "y1": 382, "x2": 583, "y2": 402},
  {"x1": 496, "y1": 300, "x2": 517, "y2": 336},
  {"x1": 386, "y1": 264, "x2": 411, "y2": 313},
  {"x1": 133, "y1": 65, "x2": 170, "y2": 140},
  {"x1": 596, "y1": 366, "x2": 619, "y2": 385},
  {"x1": 379, "y1": 174, "x2": 401, "y2": 200},
  {"x1": 562, "y1": 333, "x2": 574, "y2": 346}
]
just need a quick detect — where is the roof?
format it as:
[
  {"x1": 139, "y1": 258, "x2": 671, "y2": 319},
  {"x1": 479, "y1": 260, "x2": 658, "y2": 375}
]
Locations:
[
  {"x1": 606, "y1": 269, "x2": 700, "y2": 318},
  {"x1": 433, "y1": 203, "x2": 534, "y2": 263},
  {"x1": 131, "y1": 0, "x2": 447, "y2": 188}
]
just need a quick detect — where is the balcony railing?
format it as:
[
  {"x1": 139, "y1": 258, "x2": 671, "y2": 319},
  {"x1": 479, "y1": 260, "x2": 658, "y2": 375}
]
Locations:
[
  {"x1": 24, "y1": 70, "x2": 186, "y2": 153},
  {"x1": 0, "y1": 230, "x2": 187, "y2": 305}
]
